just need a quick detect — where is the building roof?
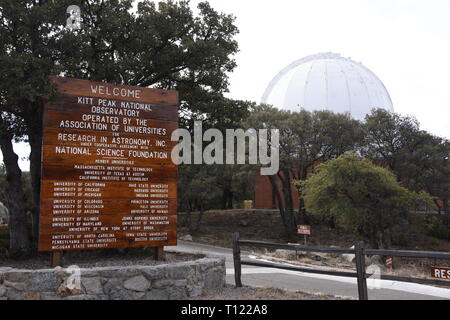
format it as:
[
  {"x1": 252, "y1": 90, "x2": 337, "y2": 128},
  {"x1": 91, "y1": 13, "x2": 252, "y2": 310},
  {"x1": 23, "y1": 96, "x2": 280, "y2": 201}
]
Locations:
[{"x1": 261, "y1": 52, "x2": 394, "y2": 120}]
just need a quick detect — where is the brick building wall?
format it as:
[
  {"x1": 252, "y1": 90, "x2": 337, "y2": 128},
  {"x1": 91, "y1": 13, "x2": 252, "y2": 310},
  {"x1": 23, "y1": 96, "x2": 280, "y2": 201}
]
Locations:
[{"x1": 254, "y1": 174, "x2": 301, "y2": 210}]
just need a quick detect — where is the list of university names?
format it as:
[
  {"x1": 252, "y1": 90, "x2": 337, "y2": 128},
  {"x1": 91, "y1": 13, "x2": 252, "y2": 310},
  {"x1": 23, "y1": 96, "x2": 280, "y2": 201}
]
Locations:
[{"x1": 39, "y1": 82, "x2": 178, "y2": 251}]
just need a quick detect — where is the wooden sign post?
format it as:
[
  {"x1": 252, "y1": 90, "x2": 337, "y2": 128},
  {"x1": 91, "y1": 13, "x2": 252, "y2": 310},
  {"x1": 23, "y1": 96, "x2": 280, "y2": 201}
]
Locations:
[
  {"x1": 51, "y1": 251, "x2": 62, "y2": 268},
  {"x1": 39, "y1": 76, "x2": 178, "y2": 264},
  {"x1": 297, "y1": 225, "x2": 311, "y2": 246}
]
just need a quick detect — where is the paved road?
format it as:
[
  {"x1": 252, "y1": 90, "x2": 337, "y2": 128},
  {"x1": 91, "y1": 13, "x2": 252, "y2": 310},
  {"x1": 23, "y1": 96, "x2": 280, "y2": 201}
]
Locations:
[{"x1": 167, "y1": 241, "x2": 450, "y2": 300}]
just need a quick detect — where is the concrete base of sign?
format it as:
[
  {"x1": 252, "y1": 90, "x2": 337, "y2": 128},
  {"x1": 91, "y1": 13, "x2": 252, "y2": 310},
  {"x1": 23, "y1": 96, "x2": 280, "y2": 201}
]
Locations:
[{"x1": 0, "y1": 256, "x2": 225, "y2": 300}]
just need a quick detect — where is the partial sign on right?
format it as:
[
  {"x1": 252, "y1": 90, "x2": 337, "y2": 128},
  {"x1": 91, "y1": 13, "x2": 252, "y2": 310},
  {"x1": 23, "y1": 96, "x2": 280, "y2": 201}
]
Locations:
[{"x1": 431, "y1": 266, "x2": 450, "y2": 280}]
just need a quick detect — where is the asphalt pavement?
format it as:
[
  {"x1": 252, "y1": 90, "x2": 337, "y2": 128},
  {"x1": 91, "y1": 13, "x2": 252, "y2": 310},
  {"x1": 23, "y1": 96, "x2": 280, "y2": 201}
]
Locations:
[{"x1": 167, "y1": 240, "x2": 450, "y2": 300}]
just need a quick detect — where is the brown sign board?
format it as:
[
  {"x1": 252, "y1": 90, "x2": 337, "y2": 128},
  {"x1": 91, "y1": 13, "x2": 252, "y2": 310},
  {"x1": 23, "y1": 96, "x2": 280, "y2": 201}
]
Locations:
[
  {"x1": 38, "y1": 76, "x2": 178, "y2": 251},
  {"x1": 297, "y1": 225, "x2": 311, "y2": 235},
  {"x1": 385, "y1": 257, "x2": 393, "y2": 267},
  {"x1": 431, "y1": 267, "x2": 450, "y2": 280}
]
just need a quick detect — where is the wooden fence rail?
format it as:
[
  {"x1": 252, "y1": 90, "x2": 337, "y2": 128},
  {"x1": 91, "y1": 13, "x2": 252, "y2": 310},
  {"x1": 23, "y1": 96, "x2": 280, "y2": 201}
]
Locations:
[{"x1": 231, "y1": 232, "x2": 450, "y2": 300}]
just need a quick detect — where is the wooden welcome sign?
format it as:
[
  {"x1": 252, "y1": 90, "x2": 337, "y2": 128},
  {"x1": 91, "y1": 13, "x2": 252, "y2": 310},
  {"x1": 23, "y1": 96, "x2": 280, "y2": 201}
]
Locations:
[{"x1": 38, "y1": 76, "x2": 178, "y2": 251}]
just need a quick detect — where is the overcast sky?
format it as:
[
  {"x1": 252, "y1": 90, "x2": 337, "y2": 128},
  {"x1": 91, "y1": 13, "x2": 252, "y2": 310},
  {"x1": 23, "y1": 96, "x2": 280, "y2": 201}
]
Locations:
[
  {"x1": 3, "y1": 0, "x2": 450, "y2": 171},
  {"x1": 189, "y1": 0, "x2": 450, "y2": 138}
]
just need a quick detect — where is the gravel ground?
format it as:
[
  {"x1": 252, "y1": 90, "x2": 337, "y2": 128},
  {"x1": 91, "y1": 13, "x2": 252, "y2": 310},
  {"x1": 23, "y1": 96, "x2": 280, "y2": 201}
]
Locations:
[
  {"x1": 190, "y1": 285, "x2": 351, "y2": 300},
  {"x1": 0, "y1": 250, "x2": 203, "y2": 269}
]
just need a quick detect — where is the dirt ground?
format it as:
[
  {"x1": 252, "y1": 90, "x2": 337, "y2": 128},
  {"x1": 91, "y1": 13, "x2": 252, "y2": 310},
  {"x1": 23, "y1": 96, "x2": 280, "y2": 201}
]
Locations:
[
  {"x1": 190, "y1": 285, "x2": 350, "y2": 300},
  {"x1": 178, "y1": 210, "x2": 354, "y2": 249},
  {"x1": 178, "y1": 210, "x2": 450, "y2": 251}
]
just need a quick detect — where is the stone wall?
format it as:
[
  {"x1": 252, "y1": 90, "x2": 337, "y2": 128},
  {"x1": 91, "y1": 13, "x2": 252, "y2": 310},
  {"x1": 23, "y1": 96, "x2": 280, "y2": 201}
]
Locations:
[{"x1": 0, "y1": 257, "x2": 225, "y2": 300}]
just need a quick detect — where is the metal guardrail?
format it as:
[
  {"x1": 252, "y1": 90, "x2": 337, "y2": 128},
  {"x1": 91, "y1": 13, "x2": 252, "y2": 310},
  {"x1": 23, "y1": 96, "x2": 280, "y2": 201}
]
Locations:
[{"x1": 231, "y1": 232, "x2": 450, "y2": 300}]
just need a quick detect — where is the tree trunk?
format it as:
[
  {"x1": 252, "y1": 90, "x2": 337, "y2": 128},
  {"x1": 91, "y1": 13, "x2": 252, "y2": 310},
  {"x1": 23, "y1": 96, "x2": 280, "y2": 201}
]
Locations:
[
  {"x1": 279, "y1": 169, "x2": 297, "y2": 235},
  {"x1": 271, "y1": 178, "x2": 277, "y2": 209},
  {"x1": 268, "y1": 174, "x2": 296, "y2": 238},
  {"x1": 0, "y1": 133, "x2": 30, "y2": 253},
  {"x1": 222, "y1": 188, "x2": 233, "y2": 210},
  {"x1": 221, "y1": 189, "x2": 228, "y2": 210},
  {"x1": 268, "y1": 175, "x2": 284, "y2": 215},
  {"x1": 433, "y1": 199, "x2": 442, "y2": 214},
  {"x1": 298, "y1": 166, "x2": 309, "y2": 224},
  {"x1": 227, "y1": 191, "x2": 233, "y2": 209},
  {"x1": 182, "y1": 200, "x2": 193, "y2": 231},
  {"x1": 25, "y1": 109, "x2": 43, "y2": 247},
  {"x1": 195, "y1": 204, "x2": 205, "y2": 232}
]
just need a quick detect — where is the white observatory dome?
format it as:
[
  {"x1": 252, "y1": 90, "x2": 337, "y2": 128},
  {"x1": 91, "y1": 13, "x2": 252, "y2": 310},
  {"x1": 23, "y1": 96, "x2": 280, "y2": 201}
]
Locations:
[{"x1": 261, "y1": 53, "x2": 394, "y2": 120}]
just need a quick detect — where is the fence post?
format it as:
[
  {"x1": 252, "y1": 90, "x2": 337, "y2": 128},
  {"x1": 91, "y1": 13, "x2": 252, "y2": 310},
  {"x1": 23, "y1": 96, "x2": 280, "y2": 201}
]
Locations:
[
  {"x1": 232, "y1": 232, "x2": 242, "y2": 287},
  {"x1": 355, "y1": 241, "x2": 368, "y2": 300}
]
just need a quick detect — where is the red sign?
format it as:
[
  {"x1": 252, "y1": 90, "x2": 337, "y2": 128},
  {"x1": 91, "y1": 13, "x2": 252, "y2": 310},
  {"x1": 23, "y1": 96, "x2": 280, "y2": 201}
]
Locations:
[
  {"x1": 431, "y1": 267, "x2": 450, "y2": 280},
  {"x1": 297, "y1": 225, "x2": 311, "y2": 235},
  {"x1": 386, "y1": 257, "x2": 393, "y2": 267}
]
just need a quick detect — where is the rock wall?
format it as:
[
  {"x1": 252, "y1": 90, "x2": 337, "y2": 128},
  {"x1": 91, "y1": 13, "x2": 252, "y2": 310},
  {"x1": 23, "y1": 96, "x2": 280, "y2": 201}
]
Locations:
[{"x1": 0, "y1": 257, "x2": 225, "y2": 300}]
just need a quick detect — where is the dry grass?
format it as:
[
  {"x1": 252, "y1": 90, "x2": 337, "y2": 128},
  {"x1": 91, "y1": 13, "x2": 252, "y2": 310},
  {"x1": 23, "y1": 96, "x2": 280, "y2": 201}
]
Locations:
[
  {"x1": 178, "y1": 210, "x2": 449, "y2": 251},
  {"x1": 191, "y1": 285, "x2": 351, "y2": 300},
  {"x1": 178, "y1": 210, "x2": 356, "y2": 249},
  {"x1": 259, "y1": 250, "x2": 450, "y2": 281}
]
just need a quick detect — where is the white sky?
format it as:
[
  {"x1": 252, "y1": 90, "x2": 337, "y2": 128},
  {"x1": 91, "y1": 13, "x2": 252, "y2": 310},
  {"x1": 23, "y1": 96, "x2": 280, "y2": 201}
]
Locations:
[
  {"x1": 189, "y1": 0, "x2": 450, "y2": 138},
  {"x1": 2, "y1": 0, "x2": 450, "y2": 171}
]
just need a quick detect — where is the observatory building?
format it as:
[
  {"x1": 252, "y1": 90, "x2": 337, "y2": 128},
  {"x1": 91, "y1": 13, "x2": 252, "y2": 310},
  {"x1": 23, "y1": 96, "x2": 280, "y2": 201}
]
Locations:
[
  {"x1": 261, "y1": 52, "x2": 394, "y2": 120},
  {"x1": 254, "y1": 53, "x2": 394, "y2": 210}
]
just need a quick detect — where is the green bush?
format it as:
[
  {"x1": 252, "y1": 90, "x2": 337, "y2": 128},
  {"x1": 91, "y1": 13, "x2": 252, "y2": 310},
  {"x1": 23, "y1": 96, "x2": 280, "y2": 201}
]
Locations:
[
  {"x1": 300, "y1": 154, "x2": 434, "y2": 249},
  {"x1": 412, "y1": 213, "x2": 449, "y2": 241},
  {"x1": 427, "y1": 218, "x2": 450, "y2": 240}
]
